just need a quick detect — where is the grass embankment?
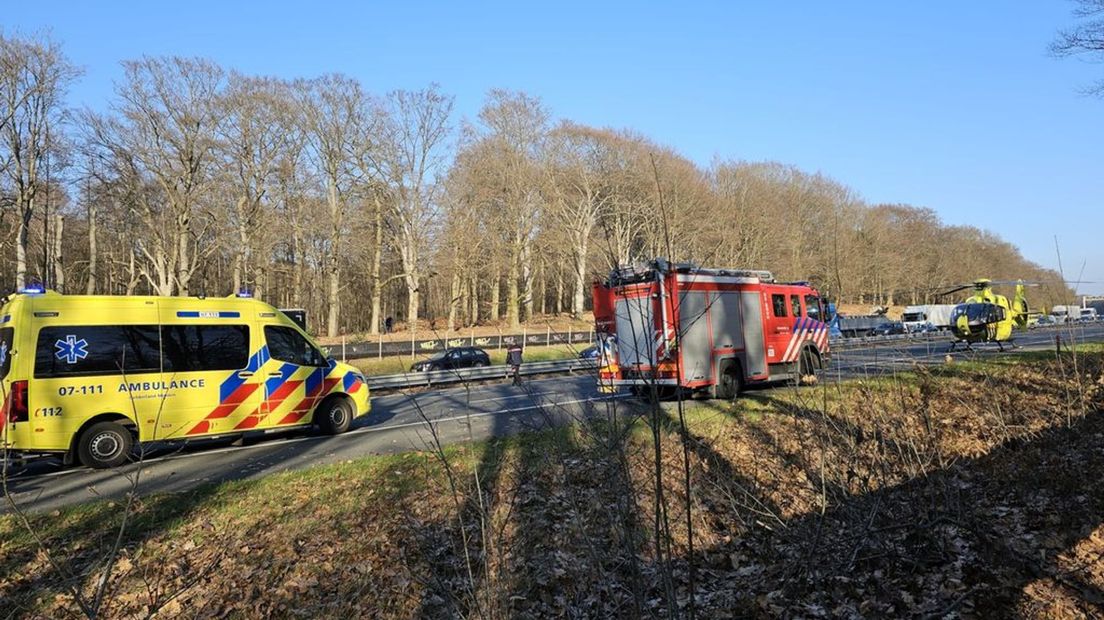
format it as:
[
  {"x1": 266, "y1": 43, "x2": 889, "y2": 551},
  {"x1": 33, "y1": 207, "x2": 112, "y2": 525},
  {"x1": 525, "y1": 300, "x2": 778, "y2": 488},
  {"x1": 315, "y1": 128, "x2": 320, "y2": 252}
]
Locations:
[
  {"x1": 350, "y1": 343, "x2": 584, "y2": 376},
  {"x1": 3, "y1": 347, "x2": 1103, "y2": 618}
]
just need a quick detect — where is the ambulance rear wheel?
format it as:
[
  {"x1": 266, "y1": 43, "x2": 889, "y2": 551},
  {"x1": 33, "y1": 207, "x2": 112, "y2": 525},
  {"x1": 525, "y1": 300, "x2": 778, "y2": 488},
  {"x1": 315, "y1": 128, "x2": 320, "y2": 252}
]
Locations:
[
  {"x1": 316, "y1": 397, "x2": 353, "y2": 435},
  {"x1": 77, "y1": 421, "x2": 134, "y2": 469}
]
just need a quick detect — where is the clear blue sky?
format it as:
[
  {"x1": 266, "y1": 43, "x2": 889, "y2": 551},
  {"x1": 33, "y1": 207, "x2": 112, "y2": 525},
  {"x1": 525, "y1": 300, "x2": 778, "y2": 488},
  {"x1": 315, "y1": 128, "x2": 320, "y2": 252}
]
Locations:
[{"x1": 9, "y1": 1, "x2": 1104, "y2": 294}]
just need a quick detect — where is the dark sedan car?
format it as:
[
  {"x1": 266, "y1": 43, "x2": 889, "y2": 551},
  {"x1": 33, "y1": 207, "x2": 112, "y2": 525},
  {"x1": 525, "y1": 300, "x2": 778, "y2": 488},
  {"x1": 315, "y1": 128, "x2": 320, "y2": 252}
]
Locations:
[
  {"x1": 869, "y1": 321, "x2": 906, "y2": 337},
  {"x1": 411, "y1": 347, "x2": 491, "y2": 372},
  {"x1": 578, "y1": 344, "x2": 600, "y2": 360}
]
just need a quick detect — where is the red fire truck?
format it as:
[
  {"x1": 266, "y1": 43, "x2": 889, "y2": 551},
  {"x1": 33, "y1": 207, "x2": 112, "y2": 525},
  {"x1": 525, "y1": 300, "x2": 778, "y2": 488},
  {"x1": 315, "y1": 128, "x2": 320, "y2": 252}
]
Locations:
[{"x1": 592, "y1": 259, "x2": 830, "y2": 398}]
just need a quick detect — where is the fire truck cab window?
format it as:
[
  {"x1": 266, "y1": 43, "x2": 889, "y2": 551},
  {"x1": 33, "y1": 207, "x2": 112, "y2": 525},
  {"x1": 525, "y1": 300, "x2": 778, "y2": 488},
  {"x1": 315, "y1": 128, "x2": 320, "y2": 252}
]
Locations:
[
  {"x1": 771, "y1": 294, "x2": 787, "y2": 318},
  {"x1": 805, "y1": 295, "x2": 821, "y2": 321},
  {"x1": 791, "y1": 295, "x2": 803, "y2": 317}
]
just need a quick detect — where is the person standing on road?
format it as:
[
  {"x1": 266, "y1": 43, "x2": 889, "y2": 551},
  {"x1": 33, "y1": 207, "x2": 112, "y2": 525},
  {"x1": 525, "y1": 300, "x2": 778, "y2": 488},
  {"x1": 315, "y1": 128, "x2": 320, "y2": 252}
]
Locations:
[{"x1": 506, "y1": 343, "x2": 524, "y2": 386}]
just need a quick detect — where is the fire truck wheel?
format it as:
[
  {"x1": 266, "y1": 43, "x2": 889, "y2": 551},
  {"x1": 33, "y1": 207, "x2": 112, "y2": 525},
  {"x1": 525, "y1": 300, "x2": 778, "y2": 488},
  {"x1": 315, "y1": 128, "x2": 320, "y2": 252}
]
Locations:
[
  {"x1": 797, "y1": 347, "x2": 819, "y2": 384},
  {"x1": 77, "y1": 421, "x2": 134, "y2": 469},
  {"x1": 716, "y1": 361, "x2": 744, "y2": 400},
  {"x1": 316, "y1": 397, "x2": 353, "y2": 435}
]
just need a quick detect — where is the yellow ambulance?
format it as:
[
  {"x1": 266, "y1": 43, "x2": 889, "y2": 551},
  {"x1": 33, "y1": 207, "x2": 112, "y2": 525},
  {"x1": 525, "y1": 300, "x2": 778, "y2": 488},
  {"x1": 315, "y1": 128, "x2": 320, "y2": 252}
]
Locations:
[{"x1": 0, "y1": 287, "x2": 370, "y2": 468}]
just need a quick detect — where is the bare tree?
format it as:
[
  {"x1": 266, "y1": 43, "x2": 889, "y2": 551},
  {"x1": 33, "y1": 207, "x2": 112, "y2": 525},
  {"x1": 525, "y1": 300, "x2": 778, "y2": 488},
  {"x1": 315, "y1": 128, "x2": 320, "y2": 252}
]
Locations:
[
  {"x1": 300, "y1": 74, "x2": 366, "y2": 336},
  {"x1": 0, "y1": 32, "x2": 80, "y2": 289},
  {"x1": 373, "y1": 85, "x2": 454, "y2": 330},
  {"x1": 1052, "y1": 0, "x2": 1104, "y2": 95},
  {"x1": 546, "y1": 122, "x2": 612, "y2": 318},
  {"x1": 93, "y1": 57, "x2": 225, "y2": 295},
  {"x1": 218, "y1": 73, "x2": 292, "y2": 294}
]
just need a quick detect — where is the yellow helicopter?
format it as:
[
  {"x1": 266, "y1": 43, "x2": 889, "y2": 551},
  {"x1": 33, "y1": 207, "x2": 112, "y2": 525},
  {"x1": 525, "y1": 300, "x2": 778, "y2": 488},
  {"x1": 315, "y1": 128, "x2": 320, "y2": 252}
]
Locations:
[{"x1": 942, "y1": 279, "x2": 1031, "y2": 351}]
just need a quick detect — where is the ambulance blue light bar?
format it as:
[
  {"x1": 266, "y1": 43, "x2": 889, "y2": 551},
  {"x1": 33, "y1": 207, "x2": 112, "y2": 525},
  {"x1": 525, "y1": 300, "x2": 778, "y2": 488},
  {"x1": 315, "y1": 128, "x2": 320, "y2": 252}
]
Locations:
[
  {"x1": 18, "y1": 284, "x2": 45, "y2": 295},
  {"x1": 177, "y1": 311, "x2": 242, "y2": 318},
  {"x1": 236, "y1": 289, "x2": 253, "y2": 298}
]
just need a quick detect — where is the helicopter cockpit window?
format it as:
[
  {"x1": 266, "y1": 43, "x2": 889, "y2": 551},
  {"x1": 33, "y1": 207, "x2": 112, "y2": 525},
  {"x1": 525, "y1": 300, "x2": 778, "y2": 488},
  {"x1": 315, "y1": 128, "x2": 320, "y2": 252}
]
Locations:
[{"x1": 953, "y1": 303, "x2": 1004, "y2": 324}]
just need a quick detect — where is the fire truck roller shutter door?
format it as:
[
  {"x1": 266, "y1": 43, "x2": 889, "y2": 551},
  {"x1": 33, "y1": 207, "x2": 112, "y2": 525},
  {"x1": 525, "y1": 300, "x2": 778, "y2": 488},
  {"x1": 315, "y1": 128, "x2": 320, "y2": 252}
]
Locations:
[
  {"x1": 740, "y1": 292, "x2": 767, "y2": 376},
  {"x1": 678, "y1": 292, "x2": 711, "y2": 382},
  {"x1": 615, "y1": 296, "x2": 656, "y2": 367},
  {"x1": 710, "y1": 291, "x2": 746, "y2": 350}
]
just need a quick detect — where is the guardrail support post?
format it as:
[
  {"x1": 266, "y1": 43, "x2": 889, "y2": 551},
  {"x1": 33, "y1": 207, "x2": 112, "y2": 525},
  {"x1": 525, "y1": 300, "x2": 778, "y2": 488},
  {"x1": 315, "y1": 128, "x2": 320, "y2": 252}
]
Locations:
[{"x1": 342, "y1": 336, "x2": 346, "y2": 362}]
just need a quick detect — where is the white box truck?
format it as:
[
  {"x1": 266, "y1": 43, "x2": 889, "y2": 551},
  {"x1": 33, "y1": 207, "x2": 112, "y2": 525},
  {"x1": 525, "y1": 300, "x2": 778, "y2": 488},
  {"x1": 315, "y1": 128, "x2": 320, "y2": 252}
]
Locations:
[{"x1": 901, "y1": 304, "x2": 957, "y2": 332}]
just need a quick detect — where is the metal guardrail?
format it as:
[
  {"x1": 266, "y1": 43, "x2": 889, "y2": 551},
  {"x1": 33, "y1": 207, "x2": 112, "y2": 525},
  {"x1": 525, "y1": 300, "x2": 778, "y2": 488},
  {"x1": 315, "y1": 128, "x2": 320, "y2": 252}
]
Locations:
[
  {"x1": 364, "y1": 323, "x2": 1087, "y2": 391},
  {"x1": 321, "y1": 329, "x2": 597, "y2": 361},
  {"x1": 367, "y1": 358, "x2": 598, "y2": 391}
]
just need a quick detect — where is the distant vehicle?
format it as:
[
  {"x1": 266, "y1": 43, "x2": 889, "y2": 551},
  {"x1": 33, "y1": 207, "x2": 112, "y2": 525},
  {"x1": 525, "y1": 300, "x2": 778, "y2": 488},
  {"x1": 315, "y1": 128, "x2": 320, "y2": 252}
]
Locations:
[
  {"x1": 870, "y1": 321, "x2": 906, "y2": 337},
  {"x1": 1031, "y1": 315, "x2": 1056, "y2": 329},
  {"x1": 578, "y1": 344, "x2": 600, "y2": 360},
  {"x1": 834, "y1": 315, "x2": 891, "y2": 338},
  {"x1": 901, "y1": 304, "x2": 956, "y2": 332},
  {"x1": 1050, "y1": 305, "x2": 1080, "y2": 324},
  {"x1": 1079, "y1": 307, "x2": 1099, "y2": 322},
  {"x1": 411, "y1": 347, "x2": 490, "y2": 372}
]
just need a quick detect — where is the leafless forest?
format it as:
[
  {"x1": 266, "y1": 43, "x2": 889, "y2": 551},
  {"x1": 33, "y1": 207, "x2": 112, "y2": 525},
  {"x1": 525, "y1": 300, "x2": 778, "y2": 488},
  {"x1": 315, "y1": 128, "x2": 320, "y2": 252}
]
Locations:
[{"x1": 0, "y1": 33, "x2": 1070, "y2": 336}]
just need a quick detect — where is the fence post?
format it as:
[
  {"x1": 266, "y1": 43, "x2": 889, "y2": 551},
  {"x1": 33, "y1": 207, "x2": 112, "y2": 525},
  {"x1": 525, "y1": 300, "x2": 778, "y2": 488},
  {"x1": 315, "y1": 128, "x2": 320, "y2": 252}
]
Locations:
[
  {"x1": 588, "y1": 328, "x2": 593, "y2": 343},
  {"x1": 471, "y1": 327, "x2": 475, "y2": 347},
  {"x1": 342, "y1": 336, "x2": 346, "y2": 362},
  {"x1": 522, "y1": 326, "x2": 527, "y2": 350},
  {"x1": 411, "y1": 327, "x2": 415, "y2": 358},
  {"x1": 568, "y1": 324, "x2": 573, "y2": 345},
  {"x1": 546, "y1": 325, "x2": 551, "y2": 346},
  {"x1": 378, "y1": 337, "x2": 382, "y2": 360}
]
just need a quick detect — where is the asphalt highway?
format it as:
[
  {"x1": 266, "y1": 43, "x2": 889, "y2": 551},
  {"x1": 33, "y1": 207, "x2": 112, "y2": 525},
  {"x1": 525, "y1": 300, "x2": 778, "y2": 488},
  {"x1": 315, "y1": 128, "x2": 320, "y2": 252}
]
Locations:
[{"x1": 4, "y1": 323, "x2": 1102, "y2": 513}]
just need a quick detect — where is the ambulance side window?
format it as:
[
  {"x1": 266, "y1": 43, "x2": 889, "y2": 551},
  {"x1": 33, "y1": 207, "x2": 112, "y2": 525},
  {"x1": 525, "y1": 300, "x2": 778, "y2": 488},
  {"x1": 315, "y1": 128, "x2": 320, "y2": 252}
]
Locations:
[
  {"x1": 161, "y1": 325, "x2": 249, "y2": 372},
  {"x1": 265, "y1": 326, "x2": 327, "y2": 367},
  {"x1": 35, "y1": 325, "x2": 162, "y2": 378},
  {"x1": 0, "y1": 327, "x2": 13, "y2": 379},
  {"x1": 791, "y1": 295, "x2": 803, "y2": 317},
  {"x1": 805, "y1": 295, "x2": 821, "y2": 322},
  {"x1": 771, "y1": 294, "x2": 787, "y2": 318}
]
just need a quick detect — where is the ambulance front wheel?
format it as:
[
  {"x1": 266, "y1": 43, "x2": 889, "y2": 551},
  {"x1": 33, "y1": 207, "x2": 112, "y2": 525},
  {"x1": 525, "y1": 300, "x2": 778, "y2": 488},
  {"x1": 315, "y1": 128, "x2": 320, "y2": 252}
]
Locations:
[
  {"x1": 77, "y1": 421, "x2": 134, "y2": 469},
  {"x1": 316, "y1": 397, "x2": 353, "y2": 435}
]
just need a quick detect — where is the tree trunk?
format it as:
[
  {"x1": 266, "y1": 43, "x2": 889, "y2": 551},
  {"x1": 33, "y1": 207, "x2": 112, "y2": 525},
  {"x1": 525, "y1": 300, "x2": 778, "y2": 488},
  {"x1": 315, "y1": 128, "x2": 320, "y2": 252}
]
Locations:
[
  {"x1": 233, "y1": 196, "x2": 250, "y2": 293},
  {"x1": 537, "y1": 259, "x2": 547, "y2": 316},
  {"x1": 15, "y1": 204, "x2": 30, "y2": 290},
  {"x1": 447, "y1": 269, "x2": 462, "y2": 331},
  {"x1": 176, "y1": 208, "x2": 192, "y2": 296},
  {"x1": 521, "y1": 237, "x2": 534, "y2": 323},
  {"x1": 470, "y1": 275, "x2": 480, "y2": 325},
  {"x1": 86, "y1": 196, "x2": 97, "y2": 294},
  {"x1": 326, "y1": 177, "x2": 342, "y2": 337},
  {"x1": 489, "y1": 272, "x2": 501, "y2": 322},
  {"x1": 555, "y1": 267, "x2": 564, "y2": 315},
  {"x1": 53, "y1": 214, "x2": 64, "y2": 291},
  {"x1": 369, "y1": 194, "x2": 384, "y2": 334},
  {"x1": 572, "y1": 232, "x2": 589, "y2": 319},
  {"x1": 507, "y1": 246, "x2": 521, "y2": 328}
]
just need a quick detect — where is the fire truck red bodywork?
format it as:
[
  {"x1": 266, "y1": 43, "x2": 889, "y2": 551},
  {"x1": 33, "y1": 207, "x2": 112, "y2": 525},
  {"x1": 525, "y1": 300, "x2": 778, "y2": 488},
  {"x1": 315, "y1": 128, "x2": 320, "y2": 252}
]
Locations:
[{"x1": 592, "y1": 262, "x2": 830, "y2": 396}]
